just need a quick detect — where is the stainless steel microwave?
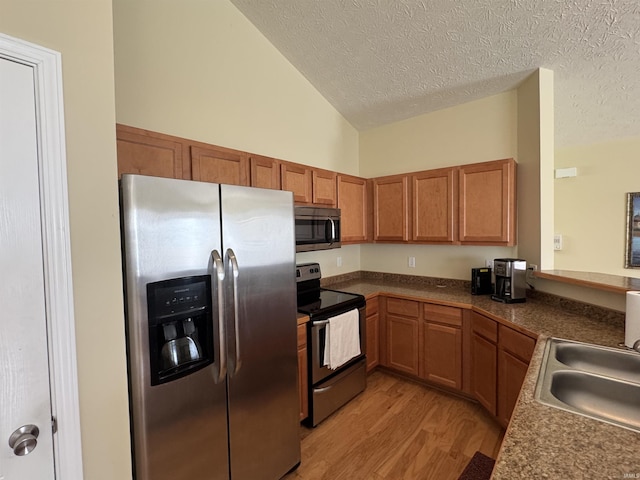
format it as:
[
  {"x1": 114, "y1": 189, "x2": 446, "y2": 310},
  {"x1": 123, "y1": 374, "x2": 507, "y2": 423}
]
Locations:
[{"x1": 295, "y1": 206, "x2": 341, "y2": 252}]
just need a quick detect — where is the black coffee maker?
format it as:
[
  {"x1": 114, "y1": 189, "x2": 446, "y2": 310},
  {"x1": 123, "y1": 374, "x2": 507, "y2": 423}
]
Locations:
[{"x1": 491, "y1": 258, "x2": 526, "y2": 303}]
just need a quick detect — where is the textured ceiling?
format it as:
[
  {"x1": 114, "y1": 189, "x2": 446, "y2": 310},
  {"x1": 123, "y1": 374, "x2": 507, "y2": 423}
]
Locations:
[{"x1": 230, "y1": 0, "x2": 640, "y2": 148}]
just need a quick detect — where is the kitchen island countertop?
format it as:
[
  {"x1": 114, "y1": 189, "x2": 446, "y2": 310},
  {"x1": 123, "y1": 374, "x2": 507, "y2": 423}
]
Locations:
[{"x1": 325, "y1": 277, "x2": 638, "y2": 479}]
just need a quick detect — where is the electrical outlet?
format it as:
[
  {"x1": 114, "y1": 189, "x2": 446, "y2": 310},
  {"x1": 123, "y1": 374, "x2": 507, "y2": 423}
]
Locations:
[
  {"x1": 526, "y1": 264, "x2": 537, "y2": 282},
  {"x1": 408, "y1": 256, "x2": 416, "y2": 268},
  {"x1": 337, "y1": 256, "x2": 342, "y2": 267},
  {"x1": 485, "y1": 259, "x2": 493, "y2": 269}
]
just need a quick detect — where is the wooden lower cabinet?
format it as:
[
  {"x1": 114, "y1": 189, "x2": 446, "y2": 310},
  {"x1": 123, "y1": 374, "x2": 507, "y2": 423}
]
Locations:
[
  {"x1": 497, "y1": 324, "x2": 536, "y2": 426},
  {"x1": 470, "y1": 311, "x2": 536, "y2": 425},
  {"x1": 422, "y1": 303, "x2": 462, "y2": 390},
  {"x1": 471, "y1": 332, "x2": 498, "y2": 415},
  {"x1": 497, "y1": 349, "x2": 528, "y2": 426},
  {"x1": 365, "y1": 296, "x2": 379, "y2": 372},
  {"x1": 297, "y1": 323, "x2": 308, "y2": 421},
  {"x1": 470, "y1": 312, "x2": 498, "y2": 416},
  {"x1": 385, "y1": 297, "x2": 420, "y2": 376}
]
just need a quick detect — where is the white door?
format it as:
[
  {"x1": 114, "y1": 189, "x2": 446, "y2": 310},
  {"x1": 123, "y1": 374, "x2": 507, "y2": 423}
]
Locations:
[{"x1": 0, "y1": 56, "x2": 56, "y2": 478}]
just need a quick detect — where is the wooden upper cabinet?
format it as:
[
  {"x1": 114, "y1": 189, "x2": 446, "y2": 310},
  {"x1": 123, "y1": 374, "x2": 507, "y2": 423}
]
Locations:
[
  {"x1": 337, "y1": 174, "x2": 369, "y2": 243},
  {"x1": 373, "y1": 174, "x2": 410, "y2": 242},
  {"x1": 116, "y1": 124, "x2": 188, "y2": 179},
  {"x1": 312, "y1": 169, "x2": 337, "y2": 206},
  {"x1": 458, "y1": 158, "x2": 516, "y2": 245},
  {"x1": 412, "y1": 167, "x2": 457, "y2": 243},
  {"x1": 190, "y1": 145, "x2": 249, "y2": 186},
  {"x1": 281, "y1": 162, "x2": 313, "y2": 204},
  {"x1": 249, "y1": 154, "x2": 281, "y2": 190}
]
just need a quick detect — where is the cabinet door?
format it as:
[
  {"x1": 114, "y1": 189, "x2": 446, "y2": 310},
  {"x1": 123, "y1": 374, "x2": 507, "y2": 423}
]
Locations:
[
  {"x1": 387, "y1": 314, "x2": 419, "y2": 376},
  {"x1": 191, "y1": 145, "x2": 249, "y2": 185},
  {"x1": 297, "y1": 324, "x2": 308, "y2": 421},
  {"x1": 338, "y1": 174, "x2": 369, "y2": 243},
  {"x1": 412, "y1": 167, "x2": 457, "y2": 243},
  {"x1": 281, "y1": 163, "x2": 312, "y2": 204},
  {"x1": 312, "y1": 169, "x2": 337, "y2": 206},
  {"x1": 366, "y1": 297, "x2": 379, "y2": 372},
  {"x1": 373, "y1": 175, "x2": 410, "y2": 242},
  {"x1": 366, "y1": 312, "x2": 379, "y2": 372},
  {"x1": 423, "y1": 322, "x2": 462, "y2": 389},
  {"x1": 497, "y1": 349, "x2": 528, "y2": 426},
  {"x1": 497, "y1": 324, "x2": 536, "y2": 426},
  {"x1": 471, "y1": 332, "x2": 497, "y2": 415},
  {"x1": 458, "y1": 158, "x2": 516, "y2": 245},
  {"x1": 249, "y1": 155, "x2": 280, "y2": 190},
  {"x1": 116, "y1": 124, "x2": 187, "y2": 179}
]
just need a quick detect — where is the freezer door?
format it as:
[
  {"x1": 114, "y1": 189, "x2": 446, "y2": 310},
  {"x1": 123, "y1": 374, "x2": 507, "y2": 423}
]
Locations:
[
  {"x1": 121, "y1": 175, "x2": 230, "y2": 480},
  {"x1": 221, "y1": 184, "x2": 301, "y2": 480}
]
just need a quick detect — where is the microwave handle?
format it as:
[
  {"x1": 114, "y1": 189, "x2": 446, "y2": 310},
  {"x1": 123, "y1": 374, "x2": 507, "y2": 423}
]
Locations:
[{"x1": 326, "y1": 217, "x2": 336, "y2": 245}]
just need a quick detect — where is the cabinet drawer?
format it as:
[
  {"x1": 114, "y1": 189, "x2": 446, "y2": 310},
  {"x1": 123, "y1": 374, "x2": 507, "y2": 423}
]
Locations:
[
  {"x1": 297, "y1": 323, "x2": 307, "y2": 348},
  {"x1": 471, "y1": 312, "x2": 498, "y2": 343},
  {"x1": 386, "y1": 297, "x2": 420, "y2": 318},
  {"x1": 423, "y1": 303, "x2": 462, "y2": 327},
  {"x1": 499, "y1": 325, "x2": 535, "y2": 362},
  {"x1": 366, "y1": 296, "x2": 379, "y2": 317}
]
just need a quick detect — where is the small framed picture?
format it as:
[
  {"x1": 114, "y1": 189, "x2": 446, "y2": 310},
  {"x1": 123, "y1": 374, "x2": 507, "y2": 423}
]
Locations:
[{"x1": 625, "y1": 192, "x2": 640, "y2": 268}]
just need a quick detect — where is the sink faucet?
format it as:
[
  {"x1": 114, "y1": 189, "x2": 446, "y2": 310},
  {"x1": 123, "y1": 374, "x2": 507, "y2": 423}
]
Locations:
[{"x1": 633, "y1": 339, "x2": 640, "y2": 353}]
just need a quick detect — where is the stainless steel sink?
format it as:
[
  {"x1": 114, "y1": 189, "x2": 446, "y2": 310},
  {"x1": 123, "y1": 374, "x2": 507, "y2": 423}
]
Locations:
[
  {"x1": 534, "y1": 338, "x2": 640, "y2": 432},
  {"x1": 554, "y1": 341, "x2": 640, "y2": 383}
]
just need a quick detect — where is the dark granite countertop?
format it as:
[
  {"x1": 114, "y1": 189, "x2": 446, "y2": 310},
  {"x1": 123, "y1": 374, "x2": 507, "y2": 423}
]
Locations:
[{"x1": 324, "y1": 275, "x2": 638, "y2": 479}]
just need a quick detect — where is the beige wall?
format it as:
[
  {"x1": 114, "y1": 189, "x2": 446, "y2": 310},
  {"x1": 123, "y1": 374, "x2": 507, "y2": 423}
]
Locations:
[
  {"x1": 113, "y1": 0, "x2": 359, "y2": 175},
  {"x1": 0, "y1": 1, "x2": 131, "y2": 479},
  {"x1": 113, "y1": 0, "x2": 361, "y2": 278},
  {"x1": 516, "y1": 69, "x2": 555, "y2": 271},
  {"x1": 555, "y1": 137, "x2": 640, "y2": 277},
  {"x1": 358, "y1": 92, "x2": 518, "y2": 278}
]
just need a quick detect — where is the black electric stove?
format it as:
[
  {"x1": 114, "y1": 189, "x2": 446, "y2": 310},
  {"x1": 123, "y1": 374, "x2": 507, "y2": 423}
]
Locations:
[
  {"x1": 295, "y1": 263, "x2": 365, "y2": 316},
  {"x1": 295, "y1": 262, "x2": 367, "y2": 427}
]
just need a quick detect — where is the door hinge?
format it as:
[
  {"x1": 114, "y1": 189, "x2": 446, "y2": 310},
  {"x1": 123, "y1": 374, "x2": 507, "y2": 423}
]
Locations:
[{"x1": 51, "y1": 416, "x2": 58, "y2": 434}]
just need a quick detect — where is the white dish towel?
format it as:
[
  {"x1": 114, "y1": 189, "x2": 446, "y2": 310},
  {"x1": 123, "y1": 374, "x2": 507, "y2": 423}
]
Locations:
[{"x1": 323, "y1": 308, "x2": 361, "y2": 370}]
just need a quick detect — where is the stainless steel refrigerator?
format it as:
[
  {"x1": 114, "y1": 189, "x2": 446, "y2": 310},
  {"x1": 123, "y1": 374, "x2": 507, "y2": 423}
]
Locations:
[{"x1": 120, "y1": 174, "x2": 300, "y2": 480}]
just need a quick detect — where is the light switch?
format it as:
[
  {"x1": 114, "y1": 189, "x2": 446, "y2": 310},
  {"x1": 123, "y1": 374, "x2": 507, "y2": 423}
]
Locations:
[{"x1": 554, "y1": 234, "x2": 563, "y2": 251}]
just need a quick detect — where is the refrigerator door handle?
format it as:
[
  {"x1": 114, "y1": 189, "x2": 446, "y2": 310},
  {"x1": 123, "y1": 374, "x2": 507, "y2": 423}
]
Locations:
[
  {"x1": 211, "y1": 250, "x2": 227, "y2": 384},
  {"x1": 227, "y1": 248, "x2": 242, "y2": 376}
]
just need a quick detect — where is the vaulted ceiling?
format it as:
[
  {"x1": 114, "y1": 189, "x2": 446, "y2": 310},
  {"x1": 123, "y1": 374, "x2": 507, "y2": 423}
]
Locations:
[{"x1": 230, "y1": 0, "x2": 640, "y2": 148}]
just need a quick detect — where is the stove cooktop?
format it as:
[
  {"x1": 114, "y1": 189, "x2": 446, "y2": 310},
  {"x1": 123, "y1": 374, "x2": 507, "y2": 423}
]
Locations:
[{"x1": 297, "y1": 288, "x2": 365, "y2": 316}]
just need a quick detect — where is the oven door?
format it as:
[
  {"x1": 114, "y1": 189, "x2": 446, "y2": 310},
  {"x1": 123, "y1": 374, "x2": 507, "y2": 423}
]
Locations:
[
  {"x1": 309, "y1": 305, "x2": 366, "y2": 385},
  {"x1": 295, "y1": 206, "x2": 341, "y2": 252}
]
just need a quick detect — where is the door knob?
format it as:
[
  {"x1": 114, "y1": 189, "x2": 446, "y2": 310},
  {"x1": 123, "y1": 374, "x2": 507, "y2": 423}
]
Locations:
[{"x1": 8, "y1": 425, "x2": 39, "y2": 456}]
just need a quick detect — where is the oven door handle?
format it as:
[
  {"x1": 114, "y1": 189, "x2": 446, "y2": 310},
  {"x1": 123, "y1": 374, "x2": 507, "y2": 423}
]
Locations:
[
  {"x1": 314, "y1": 384, "x2": 333, "y2": 393},
  {"x1": 312, "y1": 319, "x2": 330, "y2": 327}
]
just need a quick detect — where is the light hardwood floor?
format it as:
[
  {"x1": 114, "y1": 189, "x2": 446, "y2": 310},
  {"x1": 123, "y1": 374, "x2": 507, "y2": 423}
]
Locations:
[{"x1": 285, "y1": 370, "x2": 504, "y2": 480}]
